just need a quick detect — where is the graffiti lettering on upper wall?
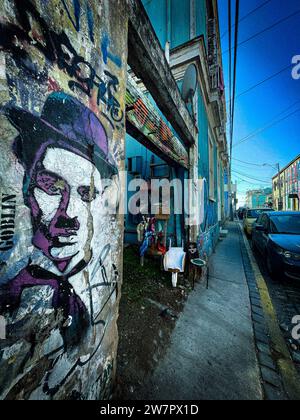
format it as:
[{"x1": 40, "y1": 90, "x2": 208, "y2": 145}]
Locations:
[
  {"x1": 0, "y1": 194, "x2": 16, "y2": 253},
  {"x1": 0, "y1": 0, "x2": 123, "y2": 129},
  {"x1": 101, "y1": 33, "x2": 122, "y2": 69},
  {"x1": 61, "y1": 0, "x2": 94, "y2": 43},
  {"x1": 61, "y1": 0, "x2": 122, "y2": 68}
]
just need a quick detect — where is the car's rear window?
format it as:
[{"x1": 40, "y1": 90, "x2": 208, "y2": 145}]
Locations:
[
  {"x1": 247, "y1": 209, "x2": 274, "y2": 219},
  {"x1": 247, "y1": 210, "x2": 261, "y2": 218},
  {"x1": 270, "y1": 215, "x2": 300, "y2": 235}
]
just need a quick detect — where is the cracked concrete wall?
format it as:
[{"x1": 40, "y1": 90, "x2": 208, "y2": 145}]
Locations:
[{"x1": 0, "y1": 0, "x2": 127, "y2": 400}]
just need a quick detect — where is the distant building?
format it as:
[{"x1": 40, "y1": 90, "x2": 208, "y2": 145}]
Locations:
[
  {"x1": 245, "y1": 188, "x2": 273, "y2": 209},
  {"x1": 266, "y1": 192, "x2": 273, "y2": 208},
  {"x1": 273, "y1": 155, "x2": 300, "y2": 211}
]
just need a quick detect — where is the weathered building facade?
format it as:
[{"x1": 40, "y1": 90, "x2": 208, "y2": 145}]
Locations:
[
  {"x1": 125, "y1": 0, "x2": 229, "y2": 257},
  {"x1": 245, "y1": 188, "x2": 273, "y2": 209},
  {"x1": 273, "y1": 155, "x2": 300, "y2": 211},
  {"x1": 0, "y1": 0, "x2": 128, "y2": 400}
]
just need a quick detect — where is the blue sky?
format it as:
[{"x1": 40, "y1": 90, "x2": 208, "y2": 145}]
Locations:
[{"x1": 218, "y1": 0, "x2": 300, "y2": 205}]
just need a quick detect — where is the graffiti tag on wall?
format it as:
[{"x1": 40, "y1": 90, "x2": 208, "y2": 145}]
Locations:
[
  {"x1": 0, "y1": 0, "x2": 124, "y2": 129},
  {"x1": 0, "y1": 194, "x2": 16, "y2": 252}
]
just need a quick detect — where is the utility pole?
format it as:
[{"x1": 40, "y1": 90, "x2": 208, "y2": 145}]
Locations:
[
  {"x1": 230, "y1": 178, "x2": 234, "y2": 221},
  {"x1": 277, "y1": 163, "x2": 282, "y2": 211},
  {"x1": 263, "y1": 162, "x2": 282, "y2": 211}
]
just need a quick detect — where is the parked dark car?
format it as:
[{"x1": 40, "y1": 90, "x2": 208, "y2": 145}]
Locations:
[
  {"x1": 243, "y1": 208, "x2": 274, "y2": 237},
  {"x1": 237, "y1": 207, "x2": 247, "y2": 220},
  {"x1": 252, "y1": 212, "x2": 300, "y2": 281}
]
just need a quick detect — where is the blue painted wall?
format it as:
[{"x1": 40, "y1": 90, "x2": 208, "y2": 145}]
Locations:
[
  {"x1": 214, "y1": 143, "x2": 218, "y2": 201},
  {"x1": 251, "y1": 188, "x2": 272, "y2": 208},
  {"x1": 125, "y1": 134, "x2": 164, "y2": 243},
  {"x1": 142, "y1": 0, "x2": 168, "y2": 48},
  {"x1": 196, "y1": 88, "x2": 219, "y2": 255},
  {"x1": 125, "y1": 134, "x2": 186, "y2": 246},
  {"x1": 142, "y1": 0, "x2": 208, "y2": 49},
  {"x1": 197, "y1": 89, "x2": 209, "y2": 180},
  {"x1": 171, "y1": 0, "x2": 190, "y2": 48},
  {"x1": 196, "y1": 0, "x2": 208, "y2": 45},
  {"x1": 224, "y1": 169, "x2": 229, "y2": 218},
  {"x1": 129, "y1": 0, "x2": 221, "y2": 257}
]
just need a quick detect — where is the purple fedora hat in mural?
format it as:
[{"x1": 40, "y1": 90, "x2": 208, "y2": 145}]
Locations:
[{"x1": 4, "y1": 92, "x2": 118, "y2": 178}]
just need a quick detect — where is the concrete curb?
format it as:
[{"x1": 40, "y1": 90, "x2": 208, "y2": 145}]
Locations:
[{"x1": 236, "y1": 221, "x2": 300, "y2": 400}]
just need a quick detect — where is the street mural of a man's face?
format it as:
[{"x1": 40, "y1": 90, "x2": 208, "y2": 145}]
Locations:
[
  {"x1": 0, "y1": 0, "x2": 128, "y2": 401},
  {"x1": 7, "y1": 92, "x2": 118, "y2": 277},
  {"x1": 29, "y1": 148, "x2": 102, "y2": 274},
  {"x1": 0, "y1": 93, "x2": 120, "y2": 339}
]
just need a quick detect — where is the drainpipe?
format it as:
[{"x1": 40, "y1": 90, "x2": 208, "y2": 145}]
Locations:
[
  {"x1": 190, "y1": 0, "x2": 196, "y2": 39},
  {"x1": 277, "y1": 163, "x2": 283, "y2": 211},
  {"x1": 167, "y1": 0, "x2": 171, "y2": 42},
  {"x1": 165, "y1": 0, "x2": 171, "y2": 62},
  {"x1": 172, "y1": 167, "x2": 182, "y2": 247}
]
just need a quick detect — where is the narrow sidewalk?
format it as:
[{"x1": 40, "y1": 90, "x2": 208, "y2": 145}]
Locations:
[{"x1": 136, "y1": 222, "x2": 264, "y2": 400}]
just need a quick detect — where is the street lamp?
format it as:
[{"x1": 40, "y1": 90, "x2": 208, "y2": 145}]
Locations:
[{"x1": 263, "y1": 163, "x2": 282, "y2": 211}]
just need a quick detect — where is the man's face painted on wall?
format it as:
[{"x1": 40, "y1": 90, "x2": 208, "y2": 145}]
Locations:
[{"x1": 28, "y1": 147, "x2": 103, "y2": 274}]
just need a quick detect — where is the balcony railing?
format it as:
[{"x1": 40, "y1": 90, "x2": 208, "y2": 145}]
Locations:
[{"x1": 207, "y1": 17, "x2": 226, "y2": 129}]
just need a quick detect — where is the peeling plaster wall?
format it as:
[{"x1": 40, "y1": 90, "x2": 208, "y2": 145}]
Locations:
[{"x1": 0, "y1": 0, "x2": 128, "y2": 400}]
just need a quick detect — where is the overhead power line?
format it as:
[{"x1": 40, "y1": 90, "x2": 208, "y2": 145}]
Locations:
[
  {"x1": 227, "y1": 64, "x2": 292, "y2": 102},
  {"x1": 232, "y1": 162, "x2": 275, "y2": 172},
  {"x1": 233, "y1": 158, "x2": 273, "y2": 167},
  {"x1": 221, "y1": 0, "x2": 272, "y2": 39},
  {"x1": 231, "y1": 0, "x2": 240, "y2": 136},
  {"x1": 223, "y1": 10, "x2": 300, "y2": 55},
  {"x1": 234, "y1": 107, "x2": 300, "y2": 148},
  {"x1": 234, "y1": 175, "x2": 270, "y2": 187},
  {"x1": 230, "y1": 0, "x2": 240, "y2": 171},
  {"x1": 233, "y1": 101, "x2": 300, "y2": 148},
  {"x1": 232, "y1": 170, "x2": 271, "y2": 183},
  {"x1": 228, "y1": 0, "x2": 233, "y2": 168},
  {"x1": 232, "y1": 169, "x2": 271, "y2": 181}
]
